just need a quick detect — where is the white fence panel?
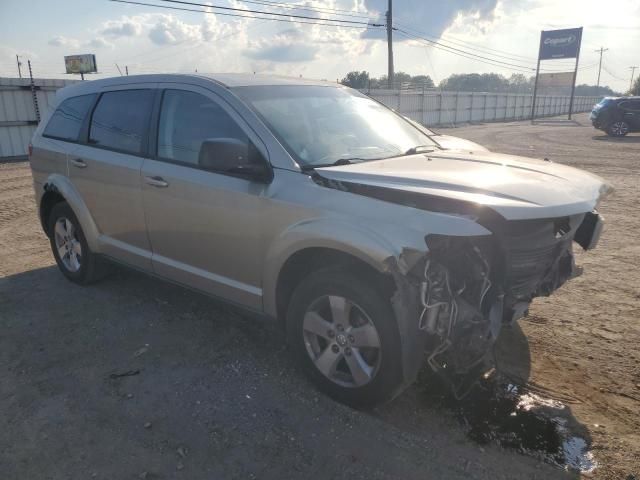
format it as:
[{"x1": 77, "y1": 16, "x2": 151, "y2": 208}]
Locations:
[
  {"x1": 365, "y1": 88, "x2": 600, "y2": 128},
  {"x1": 0, "y1": 77, "x2": 602, "y2": 159},
  {"x1": 0, "y1": 77, "x2": 79, "y2": 158}
]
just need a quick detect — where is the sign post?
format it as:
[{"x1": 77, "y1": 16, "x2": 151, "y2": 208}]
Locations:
[
  {"x1": 567, "y1": 30, "x2": 582, "y2": 119},
  {"x1": 530, "y1": 33, "x2": 544, "y2": 122},
  {"x1": 530, "y1": 27, "x2": 583, "y2": 121}
]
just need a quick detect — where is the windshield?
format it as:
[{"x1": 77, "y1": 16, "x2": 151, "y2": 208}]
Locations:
[
  {"x1": 234, "y1": 85, "x2": 437, "y2": 167},
  {"x1": 596, "y1": 98, "x2": 614, "y2": 107}
]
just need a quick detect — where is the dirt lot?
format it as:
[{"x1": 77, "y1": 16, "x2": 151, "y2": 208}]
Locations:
[{"x1": 1, "y1": 113, "x2": 638, "y2": 479}]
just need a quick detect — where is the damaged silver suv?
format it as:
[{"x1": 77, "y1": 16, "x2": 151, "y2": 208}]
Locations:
[{"x1": 29, "y1": 74, "x2": 610, "y2": 406}]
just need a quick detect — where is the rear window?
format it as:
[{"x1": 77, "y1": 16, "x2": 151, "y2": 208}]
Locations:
[
  {"x1": 89, "y1": 90, "x2": 154, "y2": 154},
  {"x1": 43, "y1": 94, "x2": 95, "y2": 141},
  {"x1": 621, "y1": 100, "x2": 640, "y2": 111}
]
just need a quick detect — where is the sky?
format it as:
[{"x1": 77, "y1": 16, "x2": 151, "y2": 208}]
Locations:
[{"x1": 0, "y1": 0, "x2": 638, "y2": 92}]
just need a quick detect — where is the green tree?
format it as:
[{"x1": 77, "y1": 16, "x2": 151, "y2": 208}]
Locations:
[
  {"x1": 574, "y1": 84, "x2": 619, "y2": 96},
  {"x1": 340, "y1": 71, "x2": 370, "y2": 89},
  {"x1": 411, "y1": 75, "x2": 435, "y2": 88},
  {"x1": 507, "y1": 73, "x2": 533, "y2": 93},
  {"x1": 439, "y1": 73, "x2": 510, "y2": 92}
]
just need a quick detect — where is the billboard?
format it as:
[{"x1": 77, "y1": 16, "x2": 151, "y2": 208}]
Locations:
[
  {"x1": 539, "y1": 28, "x2": 582, "y2": 60},
  {"x1": 64, "y1": 54, "x2": 97, "y2": 74},
  {"x1": 537, "y1": 71, "x2": 575, "y2": 87}
]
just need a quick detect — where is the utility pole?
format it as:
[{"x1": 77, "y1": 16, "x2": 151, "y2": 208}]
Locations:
[
  {"x1": 125, "y1": 65, "x2": 129, "y2": 76},
  {"x1": 630, "y1": 66, "x2": 638, "y2": 91},
  {"x1": 386, "y1": 0, "x2": 394, "y2": 89},
  {"x1": 594, "y1": 47, "x2": 608, "y2": 87},
  {"x1": 16, "y1": 55, "x2": 22, "y2": 78}
]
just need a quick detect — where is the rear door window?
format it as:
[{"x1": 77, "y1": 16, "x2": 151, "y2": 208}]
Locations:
[
  {"x1": 89, "y1": 90, "x2": 154, "y2": 154},
  {"x1": 43, "y1": 94, "x2": 96, "y2": 141},
  {"x1": 624, "y1": 100, "x2": 640, "y2": 111}
]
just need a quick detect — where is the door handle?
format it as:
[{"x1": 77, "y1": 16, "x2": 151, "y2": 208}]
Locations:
[
  {"x1": 71, "y1": 158, "x2": 87, "y2": 168},
  {"x1": 144, "y1": 176, "x2": 169, "y2": 188}
]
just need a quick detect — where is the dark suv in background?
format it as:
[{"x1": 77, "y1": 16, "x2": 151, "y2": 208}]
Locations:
[{"x1": 591, "y1": 96, "x2": 640, "y2": 137}]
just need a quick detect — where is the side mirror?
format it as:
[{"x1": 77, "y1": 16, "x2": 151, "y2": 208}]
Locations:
[{"x1": 198, "y1": 138, "x2": 270, "y2": 182}]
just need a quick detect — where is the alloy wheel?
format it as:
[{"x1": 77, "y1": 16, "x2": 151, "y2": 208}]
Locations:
[
  {"x1": 53, "y1": 217, "x2": 82, "y2": 272},
  {"x1": 611, "y1": 121, "x2": 629, "y2": 136},
  {"x1": 302, "y1": 295, "x2": 381, "y2": 388}
]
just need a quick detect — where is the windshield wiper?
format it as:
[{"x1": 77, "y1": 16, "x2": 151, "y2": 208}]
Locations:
[
  {"x1": 301, "y1": 158, "x2": 366, "y2": 171},
  {"x1": 404, "y1": 145, "x2": 437, "y2": 155}
]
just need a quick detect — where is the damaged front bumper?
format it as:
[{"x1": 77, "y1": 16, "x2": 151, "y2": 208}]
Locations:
[{"x1": 389, "y1": 211, "x2": 604, "y2": 398}]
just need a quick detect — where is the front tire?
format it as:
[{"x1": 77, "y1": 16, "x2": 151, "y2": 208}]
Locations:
[
  {"x1": 48, "y1": 202, "x2": 102, "y2": 285},
  {"x1": 607, "y1": 120, "x2": 629, "y2": 137},
  {"x1": 286, "y1": 267, "x2": 404, "y2": 407}
]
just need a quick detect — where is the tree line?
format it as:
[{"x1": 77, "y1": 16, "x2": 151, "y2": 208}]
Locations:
[{"x1": 340, "y1": 71, "x2": 621, "y2": 96}]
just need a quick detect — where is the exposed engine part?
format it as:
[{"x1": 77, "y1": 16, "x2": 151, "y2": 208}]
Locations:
[{"x1": 418, "y1": 237, "x2": 504, "y2": 399}]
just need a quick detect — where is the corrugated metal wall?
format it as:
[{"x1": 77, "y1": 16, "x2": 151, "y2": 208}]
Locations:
[
  {"x1": 0, "y1": 77, "x2": 78, "y2": 158},
  {"x1": 365, "y1": 89, "x2": 600, "y2": 127}
]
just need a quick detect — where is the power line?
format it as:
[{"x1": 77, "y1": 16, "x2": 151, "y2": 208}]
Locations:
[
  {"x1": 109, "y1": 0, "x2": 383, "y2": 29},
  {"x1": 153, "y1": 0, "x2": 375, "y2": 25},
  {"x1": 394, "y1": 22, "x2": 538, "y2": 63},
  {"x1": 396, "y1": 28, "x2": 599, "y2": 75},
  {"x1": 234, "y1": 0, "x2": 373, "y2": 20},
  {"x1": 122, "y1": 20, "x2": 272, "y2": 65},
  {"x1": 395, "y1": 28, "x2": 536, "y2": 72},
  {"x1": 601, "y1": 64, "x2": 625, "y2": 82}
]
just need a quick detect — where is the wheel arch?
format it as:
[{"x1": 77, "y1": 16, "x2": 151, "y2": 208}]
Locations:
[
  {"x1": 41, "y1": 174, "x2": 101, "y2": 251},
  {"x1": 262, "y1": 219, "x2": 411, "y2": 319},
  {"x1": 273, "y1": 246, "x2": 396, "y2": 323}
]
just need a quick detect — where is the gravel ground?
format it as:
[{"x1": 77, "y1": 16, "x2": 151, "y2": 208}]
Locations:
[{"x1": 1, "y1": 113, "x2": 638, "y2": 479}]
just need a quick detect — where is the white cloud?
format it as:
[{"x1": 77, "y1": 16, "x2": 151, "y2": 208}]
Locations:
[
  {"x1": 16, "y1": 0, "x2": 635, "y2": 93},
  {"x1": 86, "y1": 37, "x2": 114, "y2": 49},
  {"x1": 245, "y1": 28, "x2": 319, "y2": 62},
  {"x1": 148, "y1": 15, "x2": 202, "y2": 45},
  {"x1": 47, "y1": 36, "x2": 80, "y2": 48},
  {"x1": 101, "y1": 18, "x2": 143, "y2": 37}
]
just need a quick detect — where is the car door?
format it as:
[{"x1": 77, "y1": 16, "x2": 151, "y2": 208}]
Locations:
[
  {"x1": 141, "y1": 85, "x2": 271, "y2": 309},
  {"x1": 621, "y1": 100, "x2": 640, "y2": 130},
  {"x1": 70, "y1": 85, "x2": 156, "y2": 270}
]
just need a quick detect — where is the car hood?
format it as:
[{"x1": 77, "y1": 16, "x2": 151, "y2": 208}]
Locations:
[{"x1": 314, "y1": 150, "x2": 612, "y2": 220}]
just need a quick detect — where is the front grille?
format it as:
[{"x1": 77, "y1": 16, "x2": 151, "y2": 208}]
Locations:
[
  {"x1": 506, "y1": 242, "x2": 566, "y2": 298},
  {"x1": 498, "y1": 215, "x2": 584, "y2": 300}
]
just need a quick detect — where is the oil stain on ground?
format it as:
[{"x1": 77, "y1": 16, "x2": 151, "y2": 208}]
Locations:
[{"x1": 417, "y1": 373, "x2": 597, "y2": 474}]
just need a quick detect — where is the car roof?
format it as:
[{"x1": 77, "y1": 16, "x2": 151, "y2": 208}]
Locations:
[
  {"x1": 54, "y1": 73, "x2": 343, "y2": 101},
  {"x1": 609, "y1": 96, "x2": 640, "y2": 102}
]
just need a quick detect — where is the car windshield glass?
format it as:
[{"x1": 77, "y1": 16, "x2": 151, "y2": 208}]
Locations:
[
  {"x1": 234, "y1": 85, "x2": 437, "y2": 167},
  {"x1": 597, "y1": 98, "x2": 613, "y2": 106}
]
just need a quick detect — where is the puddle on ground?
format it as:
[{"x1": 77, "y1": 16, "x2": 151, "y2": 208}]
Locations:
[{"x1": 418, "y1": 374, "x2": 597, "y2": 474}]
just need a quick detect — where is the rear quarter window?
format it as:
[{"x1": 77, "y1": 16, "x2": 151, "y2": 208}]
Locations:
[{"x1": 43, "y1": 94, "x2": 96, "y2": 141}]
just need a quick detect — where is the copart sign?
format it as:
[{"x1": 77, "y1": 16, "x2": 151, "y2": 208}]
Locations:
[{"x1": 539, "y1": 28, "x2": 583, "y2": 60}]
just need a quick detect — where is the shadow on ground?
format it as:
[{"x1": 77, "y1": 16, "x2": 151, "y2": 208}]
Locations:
[
  {"x1": 1, "y1": 264, "x2": 586, "y2": 479},
  {"x1": 532, "y1": 119, "x2": 583, "y2": 127},
  {"x1": 592, "y1": 134, "x2": 640, "y2": 143}
]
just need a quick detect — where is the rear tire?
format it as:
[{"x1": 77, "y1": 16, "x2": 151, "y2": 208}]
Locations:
[
  {"x1": 48, "y1": 202, "x2": 104, "y2": 285},
  {"x1": 607, "y1": 120, "x2": 629, "y2": 137},
  {"x1": 286, "y1": 267, "x2": 404, "y2": 407}
]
